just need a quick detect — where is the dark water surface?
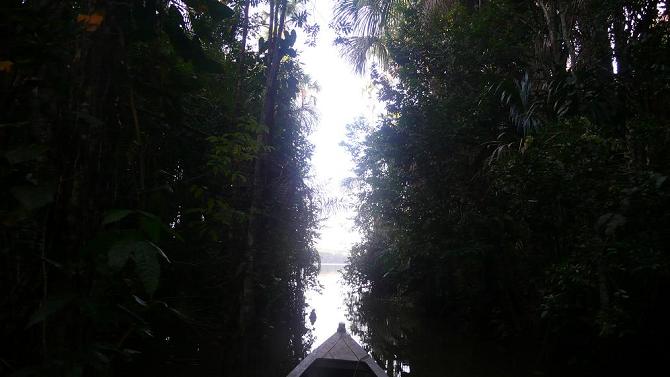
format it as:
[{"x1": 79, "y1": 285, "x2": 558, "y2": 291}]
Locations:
[
  {"x1": 306, "y1": 280, "x2": 663, "y2": 377},
  {"x1": 305, "y1": 264, "x2": 546, "y2": 377},
  {"x1": 345, "y1": 296, "x2": 539, "y2": 377}
]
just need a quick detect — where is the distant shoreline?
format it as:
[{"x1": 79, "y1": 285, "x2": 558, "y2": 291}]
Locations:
[{"x1": 318, "y1": 251, "x2": 348, "y2": 264}]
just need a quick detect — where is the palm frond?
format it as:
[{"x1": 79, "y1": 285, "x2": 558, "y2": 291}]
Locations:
[
  {"x1": 333, "y1": 0, "x2": 407, "y2": 73},
  {"x1": 338, "y1": 35, "x2": 391, "y2": 73}
]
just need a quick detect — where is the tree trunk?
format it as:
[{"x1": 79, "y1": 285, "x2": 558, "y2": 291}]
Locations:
[
  {"x1": 234, "y1": 0, "x2": 252, "y2": 116},
  {"x1": 238, "y1": 0, "x2": 289, "y2": 373},
  {"x1": 538, "y1": 1, "x2": 567, "y2": 73},
  {"x1": 611, "y1": 5, "x2": 629, "y2": 75}
]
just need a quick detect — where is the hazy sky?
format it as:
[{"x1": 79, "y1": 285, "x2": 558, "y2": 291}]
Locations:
[{"x1": 296, "y1": 1, "x2": 379, "y2": 257}]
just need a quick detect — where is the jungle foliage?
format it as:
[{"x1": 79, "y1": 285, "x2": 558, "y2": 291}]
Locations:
[
  {"x1": 1, "y1": 1, "x2": 319, "y2": 376},
  {"x1": 341, "y1": 0, "x2": 670, "y2": 375}
]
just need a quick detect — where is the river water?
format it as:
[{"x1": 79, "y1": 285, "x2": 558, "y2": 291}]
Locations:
[
  {"x1": 304, "y1": 263, "x2": 357, "y2": 346},
  {"x1": 304, "y1": 263, "x2": 410, "y2": 375},
  {"x1": 305, "y1": 262, "x2": 416, "y2": 376},
  {"x1": 303, "y1": 263, "x2": 535, "y2": 377}
]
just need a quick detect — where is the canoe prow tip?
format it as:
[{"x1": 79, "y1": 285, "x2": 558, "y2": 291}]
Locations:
[{"x1": 286, "y1": 322, "x2": 387, "y2": 377}]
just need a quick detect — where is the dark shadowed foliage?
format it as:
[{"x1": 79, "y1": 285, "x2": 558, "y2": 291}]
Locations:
[
  {"x1": 341, "y1": 1, "x2": 670, "y2": 376},
  {"x1": 1, "y1": 1, "x2": 319, "y2": 376}
]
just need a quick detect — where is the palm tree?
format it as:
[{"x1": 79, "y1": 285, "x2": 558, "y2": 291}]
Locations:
[
  {"x1": 333, "y1": 0, "x2": 408, "y2": 73},
  {"x1": 333, "y1": 0, "x2": 462, "y2": 73}
]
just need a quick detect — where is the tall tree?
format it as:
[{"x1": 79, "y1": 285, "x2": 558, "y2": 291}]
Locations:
[
  {"x1": 0, "y1": 1, "x2": 319, "y2": 376},
  {"x1": 343, "y1": 1, "x2": 670, "y2": 375}
]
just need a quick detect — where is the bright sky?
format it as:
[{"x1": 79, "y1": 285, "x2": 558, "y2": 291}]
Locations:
[
  {"x1": 293, "y1": 1, "x2": 383, "y2": 348},
  {"x1": 296, "y1": 1, "x2": 379, "y2": 257}
]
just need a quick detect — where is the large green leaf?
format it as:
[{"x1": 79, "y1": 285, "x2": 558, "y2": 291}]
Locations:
[
  {"x1": 10, "y1": 184, "x2": 54, "y2": 210},
  {"x1": 108, "y1": 240, "x2": 135, "y2": 270},
  {"x1": 596, "y1": 213, "x2": 627, "y2": 236},
  {"x1": 137, "y1": 210, "x2": 183, "y2": 242},
  {"x1": 102, "y1": 209, "x2": 134, "y2": 225},
  {"x1": 132, "y1": 243, "x2": 161, "y2": 296},
  {"x1": 139, "y1": 216, "x2": 161, "y2": 242},
  {"x1": 4, "y1": 144, "x2": 47, "y2": 164},
  {"x1": 148, "y1": 241, "x2": 171, "y2": 263},
  {"x1": 103, "y1": 209, "x2": 181, "y2": 242},
  {"x1": 26, "y1": 293, "x2": 76, "y2": 328}
]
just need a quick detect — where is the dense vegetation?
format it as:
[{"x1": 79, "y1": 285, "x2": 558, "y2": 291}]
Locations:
[
  {"x1": 3, "y1": 0, "x2": 669, "y2": 376},
  {"x1": 340, "y1": 0, "x2": 670, "y2": 375},
  {"x1": 1, "y1": 1, "x2": 320, "y2": 376}
]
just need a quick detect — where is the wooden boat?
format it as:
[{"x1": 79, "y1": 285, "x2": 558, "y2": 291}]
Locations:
[{"x1": 287, "y1": 323, "x2": 387, "y2": 377}]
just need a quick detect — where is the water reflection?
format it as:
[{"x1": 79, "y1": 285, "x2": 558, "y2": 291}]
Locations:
[
  {"x1": 305, "y1": 263, "x2": 363, "y2": 348},
  {"x1": 308, "y1": 268, "x2": 632, "y2": 377},
  {"x1": 306, "y1": 264, "x2": 518, "y2": 377},
  {"x1": 304, "y1": 264, "x2": 411, "y2": 376},
  {"x1": 345, "y1": 291, "x2": 545, "y2": 377}
]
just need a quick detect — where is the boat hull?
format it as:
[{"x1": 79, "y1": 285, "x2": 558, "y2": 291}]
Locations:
[{"x1": 287, "y1": 324, "x2": 386, "y2": 377}]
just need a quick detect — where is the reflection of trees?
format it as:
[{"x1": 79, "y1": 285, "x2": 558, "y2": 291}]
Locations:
[
  {"x1": 345, "y1": 287, "x2": 415, "y2": 377},
  {"x1": 344, "y1": 286, "x2": 544, "y2": 377}
]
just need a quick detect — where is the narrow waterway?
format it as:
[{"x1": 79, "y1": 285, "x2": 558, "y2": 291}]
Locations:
[
  {"x1": 304, "y1": 263, "x2": 360, "y2": 347},
  {"x1": 299, "y1": 0, "x2": 372, "y2": 353},
  {"x1": 303, "y1": 263, "x2": 538, "y2": 377}
]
